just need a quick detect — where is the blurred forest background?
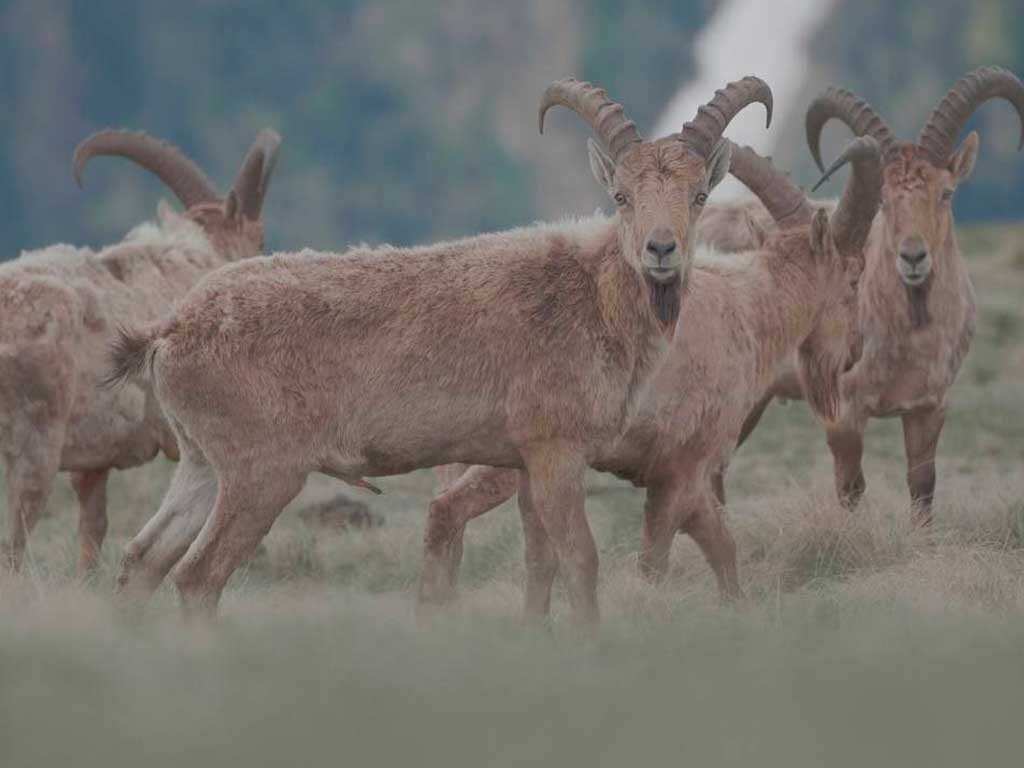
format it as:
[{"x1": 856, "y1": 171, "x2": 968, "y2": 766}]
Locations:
[{"x1": 1, "y1": 0, "x2": 1023, "y2": 257}]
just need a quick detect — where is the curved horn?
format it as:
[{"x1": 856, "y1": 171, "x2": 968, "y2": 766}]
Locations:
[
  {"x1": 72, "y1": 129, "x2": 218, "y2": 208},
  {"x1": 805, "y1": 88, "x2": 897, "y2": 171},
  {"x1": 230, "y1": 128, "x2": 282, "y2": 220},
  {"x1": 726, "y1": 140, "x2": 813, "y2": 229},
  {"x1": 917, "y1": 66, "x2": 1024, "y2": 166},
  {"x1": 538, "y1": 78, "x2": 642, "y2": 163},
  {"x1": 679, "y1": 76, "x2": 773, "y2": 160},
  {"x1": 813, "y1": 136, "x2": 883, "y2": 256}
]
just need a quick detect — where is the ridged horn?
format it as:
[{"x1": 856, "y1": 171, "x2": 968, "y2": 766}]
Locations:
[
  {"x1": 538, "y1": 78, "x2": 642, "y2": 163},
  {"x1": 230, "y1": 128, "x2": 282, "y2": 220},
  {"x1": 805, "y1": 87, "x2": 897, "y2": 171},
  {"x1": 72, "y1": 129, "x2": 218, "y2": 208},
  {"x1": 679, "y1": 76, "x2": 774, "y2": 160},
  {"x1": 726, "y1": 140, "x2": 813, "y2": 229},
  {"x1": 917, "y1": 66, "x2": 1024, "y2": 166},
  {"x1": 813, "y1": 136, "x2": 883, "y2": 256}
]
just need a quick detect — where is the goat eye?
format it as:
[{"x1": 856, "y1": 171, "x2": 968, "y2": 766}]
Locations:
[
  {"x1": 694, "y1": 192, "x2": 708, "y2": 206},
  {"x1": 941, "y1": 189, "x2": 954, "y2": 203},
  {"x1": 613, "y1": 192, "x2": 628, "y2": 206}
]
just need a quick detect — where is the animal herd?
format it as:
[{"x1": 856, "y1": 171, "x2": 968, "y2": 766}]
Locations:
[{"x1": 2, "y1": 66, "x2": 1022, "y2": 630}]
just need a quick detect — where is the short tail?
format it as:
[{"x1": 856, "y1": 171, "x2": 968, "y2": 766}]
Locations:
[{"x1": 102, "y1": 326, "x2": 157, "y2": 389}]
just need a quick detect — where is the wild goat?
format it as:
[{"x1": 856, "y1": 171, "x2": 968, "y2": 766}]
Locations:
[
  {"x1": 0, "y1": 128, "x2": 279, "y2": 572},
  {"x1": 695, "y1": 197, "x2": 773, "y2": 253},
  {"x1": 417, "y1": 138, "x2": 882, "y2": 608},
  {"x1": 109, "y1": 77, "x2": 773, "y2": 625},
  {"x1": 428, "y1": 189, "x2": 780, "y2": 503},
  {"x1": 736, "y1": 66, "x2": 1024, "y2": 524}
]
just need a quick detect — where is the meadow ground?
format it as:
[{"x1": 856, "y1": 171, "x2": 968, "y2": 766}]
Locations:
[{"x1": 1, "y1": 224, "x2": 1023, "y2": 766}]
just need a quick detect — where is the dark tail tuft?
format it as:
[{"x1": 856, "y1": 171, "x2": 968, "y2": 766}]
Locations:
[{"x1": 102, "y1": 327, "x2": 155, "y2": 389}]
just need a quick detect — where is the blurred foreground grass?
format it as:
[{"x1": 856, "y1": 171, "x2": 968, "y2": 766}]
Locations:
[
  {"x1": 3, "y1": 586, "x2": 1024, "y2": 767},
  {"x1": 1, "y1": 223, "x2": 1023, "y2": 766}
]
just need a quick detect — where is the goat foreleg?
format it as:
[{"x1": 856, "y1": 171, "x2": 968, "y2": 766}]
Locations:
[{"x1": 902, "y1": 406, "x2": 946, "y2": 526}]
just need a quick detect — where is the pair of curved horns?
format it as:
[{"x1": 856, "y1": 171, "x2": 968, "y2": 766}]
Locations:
[
  {"x1": 728, "y1": 137, "x2": 882, "y2": 256},
  {"x1": 73, "y1": 127, "x2": 281, "y2": 219},
  {"x1": 539, "y1": 76, "x2": 773, "y2": 163},
  {"x1": 807, "y1": 66, "x2": 1024, "y2": 169}
]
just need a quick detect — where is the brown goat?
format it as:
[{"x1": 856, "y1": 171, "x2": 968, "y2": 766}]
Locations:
[
  {"x1": 109, "y1": 77, "x2": 773, "y2": 625},
  {"x1": 417, "y1": 138, "x2": 883, "y2": 609},
  {"x1": 738, "y1": 66, "x2": 1024, "y2": 524},
  {"x1": 0, "y1": 129, "x2": 279, "y2": 573},
  {"x1": 695, "y1": 197, "x2": 773, "y2": 253}
]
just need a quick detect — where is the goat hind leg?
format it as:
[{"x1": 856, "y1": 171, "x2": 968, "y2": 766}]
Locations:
[
  {"x1": 117, "y1": 457, "x2": 217, "y2": 604},
  {"x1": 72, "y1": 468, "x2": 110, "y2": 575},
  {"x1": 418, "y1": 465, "x2": 519, "y2": 608},
  {"x1": 4, "y1": 426, "x2": 63, "y2": 572},
  {"x1": 171, "y1": 467, "x2": 305, "y2": 617}
]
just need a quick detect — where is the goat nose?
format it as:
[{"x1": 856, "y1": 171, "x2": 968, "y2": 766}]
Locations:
[
  {"x1": 645, "y1": 231, "x2": 677, "y2": 261},
  {"x1": 900, "y1": 247, "x2": 928, "y2": 265}
]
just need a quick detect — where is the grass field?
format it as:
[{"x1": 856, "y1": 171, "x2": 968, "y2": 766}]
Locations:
[{"x1": 2, "y1": 224, "x2": 1023, "y2": 766}]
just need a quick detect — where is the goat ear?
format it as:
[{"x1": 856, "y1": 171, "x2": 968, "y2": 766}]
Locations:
[
  {"x1": 810, "y1": 207, "x2": 830, "y2": 257},
  {"x1": 587, "y1": 138, "x2": 616, "y2": 193},
  {"x1": 156, "y1": 199, "x2": 177, "y2": 224},
  {"x1": 948, "y1": 131, "x2": 979, "y2": 182},
  {"x1": 706, "y1": 139, "x2": 732, "y2": 190},
  {"x1": 224, "y1": 190, "x2": 240, "y2": 221}
]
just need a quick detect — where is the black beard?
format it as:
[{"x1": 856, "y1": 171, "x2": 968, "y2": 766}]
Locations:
[
  {"x1": 645, "y1": 272, "x2": 682, "y2": 330},
  {"x1": 904, "y1": 275, "x2": 933, "y2": 329}
]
